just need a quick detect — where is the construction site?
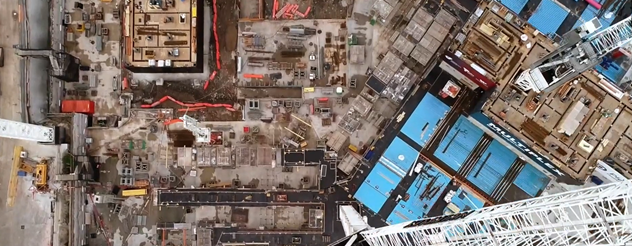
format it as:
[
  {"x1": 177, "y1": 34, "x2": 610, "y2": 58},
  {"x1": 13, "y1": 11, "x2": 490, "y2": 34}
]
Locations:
[{"x1": 3, "y1": 0, "x2": 632, "y2": 245}]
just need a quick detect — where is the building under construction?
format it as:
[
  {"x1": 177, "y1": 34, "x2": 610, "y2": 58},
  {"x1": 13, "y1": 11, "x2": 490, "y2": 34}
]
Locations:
[
  {"x1": 13, "y1": 0, "x2": 632, "y2": 245},
  {"x1": 123, "y1": 0, "x2": 205, "y2": 73}
]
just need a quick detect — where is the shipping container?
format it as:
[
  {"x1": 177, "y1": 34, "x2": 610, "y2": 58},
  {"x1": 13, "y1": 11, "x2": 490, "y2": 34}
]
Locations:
[
  {"x1": 122, "y1": 189, "x2": 147, "y2": 197},
  {"x1": 364, "y1": 150, "x2": 375, "y2": 160},
  {"x1": 61, "y1": 100, "x2": 96, "y2": 114}
]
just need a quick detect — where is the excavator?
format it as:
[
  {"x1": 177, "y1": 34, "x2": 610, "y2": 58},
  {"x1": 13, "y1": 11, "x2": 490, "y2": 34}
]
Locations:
[{"x1": 7, "y1": 146, "x2": 49, "y2": 206}]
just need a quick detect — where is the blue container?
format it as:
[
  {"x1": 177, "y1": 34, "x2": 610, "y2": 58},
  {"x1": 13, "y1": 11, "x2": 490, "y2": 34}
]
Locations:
[
  {"x1": 17, "y1": 171, "x2": 28, "y2": 177},
  {"x1": 364, "y1": 150, "x2": 375, "y2": 160},
  {"x1": 590, "y1": 175, "x2": 604, "y2": 185}
]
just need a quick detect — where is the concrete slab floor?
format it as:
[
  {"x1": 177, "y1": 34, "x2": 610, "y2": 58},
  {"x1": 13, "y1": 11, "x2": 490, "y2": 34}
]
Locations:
[
  {"x1": 0, "y1": 142, "x2": 61, "y2": 246},
  {"x1": 346, "y1": 16, "x2": 376, "y2": 84},
  {"x1": 237, "y1": 97, "x2": 369, "y2": 148},
  {"x1": 64, "y1": 0, "x2": 123, "y2": 116},
  {"x1": 103, "y1": 192, "x2": 188, "y2": 246},
  {"x1": 534, "y1": 105, "x2": 562, "y2": 131},
  {"x1": 194, "y1": 205, "x2": 318, "y2": 231},
  {"x1": 210, "y1": 165, "x2": 321, "y2": 189},
  {"x1": 237, "y1": 19, "x2": 347, "y2": 87}
]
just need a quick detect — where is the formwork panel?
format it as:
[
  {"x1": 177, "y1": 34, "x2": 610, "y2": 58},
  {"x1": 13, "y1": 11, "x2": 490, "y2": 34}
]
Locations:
[
  {"x1": 404, "y1": 21, "x2": 428, "y2": 42},
  {"x1": 411, "y1": 45, "x2": 434, "y2": 66},
  {"x1": 418, "y1": 35, "x2": 442, "y2": 53},
  {"x1": 434, "y1": 9, "x2": 457, "y2": 28},
  {"x1": 411, "y1": 8, "x2": 434, "y2": 29},
  {"x1": 426, "y1": 22, "x2": 450, "y2": 42},
  {"x1": 393, "y1": 35, "x2": 415, "y2": 56}
]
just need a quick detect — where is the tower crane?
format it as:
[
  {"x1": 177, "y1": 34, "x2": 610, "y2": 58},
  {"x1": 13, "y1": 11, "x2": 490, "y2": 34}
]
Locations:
[
  {"x1": 0, "y1": 118, "x2": 56, "y2": 143},
  {"x1": 0, "y1": 119, "x2": 58, "y2": 207},
  {"x1": 332, "y1": 180, "x2": 632, "y2": 246},
  {"x1": 515, "y1": 16, "x2": 632, "y2": 93}
]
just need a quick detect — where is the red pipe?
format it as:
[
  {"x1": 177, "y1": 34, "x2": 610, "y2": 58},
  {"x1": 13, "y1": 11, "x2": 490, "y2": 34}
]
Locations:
[
  {"x1": 303, "y1": 6, "x2": 311, "y2": 17},
  {"x1": 212, "y1": 0, "x2": 221, "y2": 69},
  {"x1": 204, "y1": 70, "x2": 216, "y2": 91},
  {"x1": 164, "y1": 119, "x2": 183, "y2": 125},
  {"x1": 585, "y1": 0, "x2": 601, "y2": 9},
  {"x1": 122, "y1": 77, "x2": 129, "y2": 90},
  {"x1": 141, "y1": 96, "x2": 234, "y2": 110}
]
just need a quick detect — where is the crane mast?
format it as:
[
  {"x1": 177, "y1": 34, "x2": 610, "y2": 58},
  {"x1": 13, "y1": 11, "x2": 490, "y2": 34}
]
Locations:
[
  {"x1": 515, "y1": 16, "x2": 632, "y2": 93},
  {"x1": 333, "y1": 180, "x2": 632, "y2": 246},
  {"x1": 179, "y1": 115, "x2": 211, "y2": 143}
]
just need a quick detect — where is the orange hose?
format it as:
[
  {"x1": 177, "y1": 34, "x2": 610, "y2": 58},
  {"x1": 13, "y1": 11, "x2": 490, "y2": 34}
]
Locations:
[
  {"x1": 18, "y1": 7, "x2": 24, "y2": 23},
  {"x1": 212, "y1": 0, "x2": 221, "y2": 69},
  {"x1": 164, "y1": 119, "x2": 183, "y2": 125},
  {"x1": 161, "y1": 229, "x2": 166, "y2": 246}
]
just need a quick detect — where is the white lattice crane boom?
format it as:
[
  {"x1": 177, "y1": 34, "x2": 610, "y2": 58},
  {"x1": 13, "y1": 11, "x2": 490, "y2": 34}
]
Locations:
[
  {"x1": 0, "y1": 118, "x2": 55, "y2": 143},
  {"x1": 335, "y1": 180, "x2": 632, "y2": 246},
  {"x1": 179, "y1": 115, "x2": 211, "y2": 143},
  {"x1": 515, "y1": 16, "x2": 632, "y2": 93}
]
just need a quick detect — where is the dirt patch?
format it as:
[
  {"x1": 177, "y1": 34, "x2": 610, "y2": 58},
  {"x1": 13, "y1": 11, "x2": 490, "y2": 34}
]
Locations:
[
  {"x1": 311, "y1": 0, "x2": 349, "y2": 19},
  {"x1": 215, "y1": 0, "x2": 238, "y2": 76},
  {"x1": 178, "y1": 107, "x2": 243, "y2": 121},
  {"x1": 132, "y1": 80, "x2": 241, "y2": 121},
  {"x1": 149, "y1": 81, "x2": 237, "y2": 103},
  {"x1": 156, "y1": 81, "x2": 241, "y2": 121},
  {"x1": 169, "y1": 130, "x2": 196, "y2": 147}
]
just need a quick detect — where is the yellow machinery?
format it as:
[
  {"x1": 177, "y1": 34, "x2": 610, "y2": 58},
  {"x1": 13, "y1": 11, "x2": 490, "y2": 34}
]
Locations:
[
  {"x1": 76, "y1": 23, "x2": 85, "y2": 32},
  {"x1": 32, "y1": 161, "x2": 48, "y2": 187},
  {"x1": 7, "y1": 146, "x2": 49, "y2": 207},
  {"x1": 203, "y1": 181, "x2": 233, "y2": 188},
  {"x1": 348, "y1": 144, "x2": 358, "y2": 153},
  {"x1": 122, "y1": 189, "x2": 148, "y2": 197},
  {"x1": 7, "y1": 146, "x2": 22, "y2": 207}
]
